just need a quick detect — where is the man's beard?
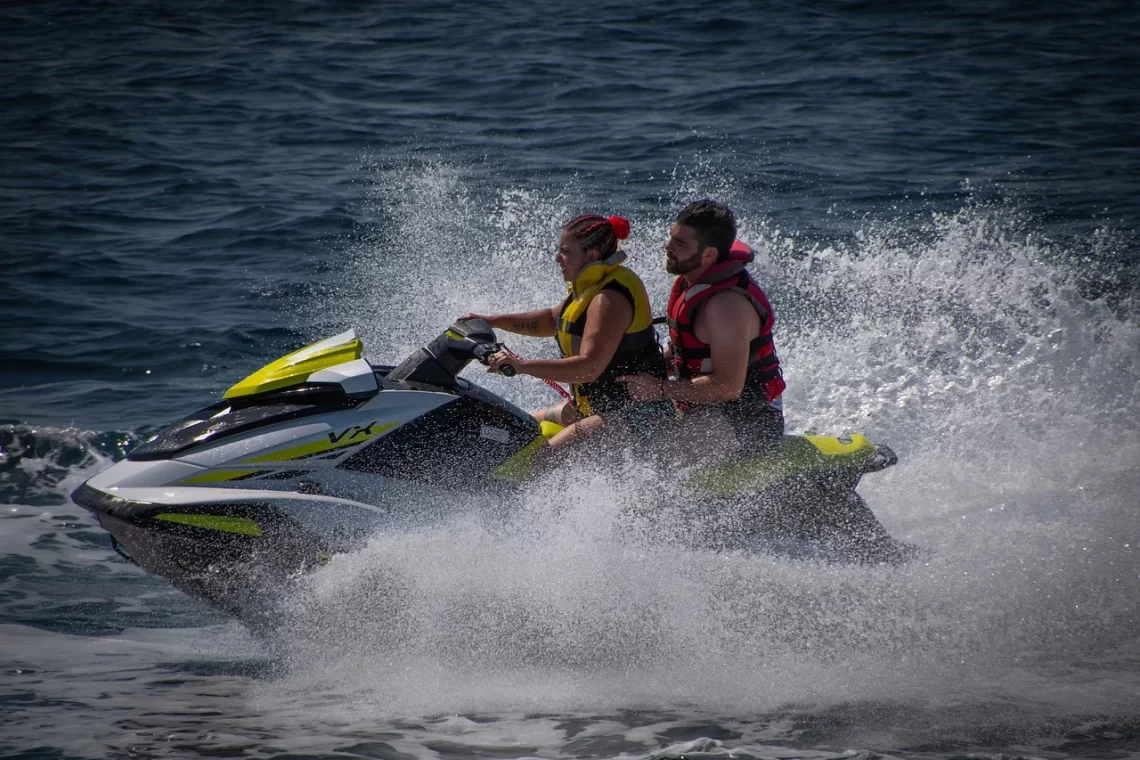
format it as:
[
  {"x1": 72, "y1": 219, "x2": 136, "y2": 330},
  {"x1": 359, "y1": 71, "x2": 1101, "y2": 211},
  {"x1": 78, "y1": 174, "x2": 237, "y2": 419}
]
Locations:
[{"x1": 665, "y1": 250, "x2": 702, "y2": 275}]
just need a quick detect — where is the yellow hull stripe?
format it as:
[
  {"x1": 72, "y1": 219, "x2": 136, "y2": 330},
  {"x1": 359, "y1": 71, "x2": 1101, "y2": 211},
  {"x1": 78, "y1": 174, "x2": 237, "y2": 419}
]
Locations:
[
  {"x1": 179, "y1": 469, "x2": 260, "y2": 485},
  {"x1": 154, "y1": 513, "x2": 263, "y2": 536},
  {"x1": 491, "y1": 434, "x2": 550, "y2": 482},
  {"x1": 242, "y1": 422, "x2": 396, "y2": 464},
  {"x1": 175, "y1": 423, "x2": 396, "y2": 484}
]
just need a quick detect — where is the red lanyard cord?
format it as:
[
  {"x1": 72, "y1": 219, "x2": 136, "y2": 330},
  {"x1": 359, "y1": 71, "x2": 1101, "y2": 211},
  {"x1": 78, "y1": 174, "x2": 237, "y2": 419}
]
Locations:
[{"x1": 498, "y1": 344, "x2": 574, "y2": 403}]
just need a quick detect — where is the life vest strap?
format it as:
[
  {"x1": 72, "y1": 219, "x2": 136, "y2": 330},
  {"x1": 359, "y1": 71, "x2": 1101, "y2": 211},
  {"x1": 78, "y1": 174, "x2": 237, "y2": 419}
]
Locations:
[
  {"x1": 693, "y1": 261, "x2": 747, "y2": 287},
  {"x1": 749, "y1": 334, "x2": 773, "y2": 353},
  {"x1": 561, "y1": 326, "x2": 658, "y2": 363},
  {"x1": 750, "y1": 360, "x2": 783, "y2": 384},
  {"x1": 557, "y1": 317, "x2": 583, "y2": 337},
  {"x1": 672, "y1": 333, "x2": 773, "y2": 362},
  {"x1": 617, "y1": 326, "x2": 658, "y2": 352}
]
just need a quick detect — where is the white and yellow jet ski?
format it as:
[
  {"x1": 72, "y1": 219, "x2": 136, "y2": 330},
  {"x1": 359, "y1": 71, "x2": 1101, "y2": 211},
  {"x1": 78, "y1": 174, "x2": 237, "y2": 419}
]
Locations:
[{"x1": 72, "y1": 320, "x2": 916, "y2": 623}]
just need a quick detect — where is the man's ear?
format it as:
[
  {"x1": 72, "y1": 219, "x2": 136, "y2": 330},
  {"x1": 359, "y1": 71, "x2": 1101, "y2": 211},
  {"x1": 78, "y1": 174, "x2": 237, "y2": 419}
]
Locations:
[{"x1": 702, "y1": 245, "x2": 719, "y2": 267}]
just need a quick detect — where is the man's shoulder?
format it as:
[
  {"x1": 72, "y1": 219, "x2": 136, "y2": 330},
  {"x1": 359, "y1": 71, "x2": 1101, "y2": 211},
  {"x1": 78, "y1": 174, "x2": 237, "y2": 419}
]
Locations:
[
  {"x1": 702, "y1": 287, "x2": 757, "y2": 318},
  {"x1": 692, "y1": 288, "x2": 760, "y2": 344}
]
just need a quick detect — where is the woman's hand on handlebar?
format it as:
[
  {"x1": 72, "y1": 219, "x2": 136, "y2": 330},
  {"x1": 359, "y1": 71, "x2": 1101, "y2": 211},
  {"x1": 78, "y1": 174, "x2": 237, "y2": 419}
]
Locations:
[{"x1": 487, "y1": 351, "x2": 522, "y2": 377}]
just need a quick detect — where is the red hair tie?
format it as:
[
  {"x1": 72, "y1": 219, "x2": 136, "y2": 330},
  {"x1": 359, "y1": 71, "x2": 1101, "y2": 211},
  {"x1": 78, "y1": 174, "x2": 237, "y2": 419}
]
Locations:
[{"x1": 608, "y1": 215, "x2": 631, "y2": 240}]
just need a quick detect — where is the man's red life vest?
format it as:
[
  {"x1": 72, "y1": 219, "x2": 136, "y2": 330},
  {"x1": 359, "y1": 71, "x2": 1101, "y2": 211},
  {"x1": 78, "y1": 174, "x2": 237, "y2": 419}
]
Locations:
[{"x1": 666, "y1": 240, "x2": 785, "y2": 403}]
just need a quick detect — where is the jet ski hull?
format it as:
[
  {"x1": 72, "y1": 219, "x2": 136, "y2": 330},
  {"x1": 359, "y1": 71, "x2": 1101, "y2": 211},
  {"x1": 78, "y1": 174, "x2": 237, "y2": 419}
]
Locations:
[{"x1": 71, "y1": 322, "x2": 919, "y2": 624}]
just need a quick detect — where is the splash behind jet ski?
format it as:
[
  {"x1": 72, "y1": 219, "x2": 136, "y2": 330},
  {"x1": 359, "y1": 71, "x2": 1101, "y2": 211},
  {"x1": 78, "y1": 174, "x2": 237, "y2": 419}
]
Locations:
[{"x1": 72, "y1": 320, "x2": 916, "y2": 624}]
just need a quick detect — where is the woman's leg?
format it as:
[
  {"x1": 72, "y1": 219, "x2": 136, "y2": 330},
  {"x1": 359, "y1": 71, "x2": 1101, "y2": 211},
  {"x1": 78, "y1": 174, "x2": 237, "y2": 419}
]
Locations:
[
  {"x1": 531, "y1": 413, "x2": 604, "y2": 475},
  {"x1": 530, "y1": 400, "x2": 583, "y2": 426},
  {"x1": 545, "y1": 413, "x2": 603, "y2": 448}
]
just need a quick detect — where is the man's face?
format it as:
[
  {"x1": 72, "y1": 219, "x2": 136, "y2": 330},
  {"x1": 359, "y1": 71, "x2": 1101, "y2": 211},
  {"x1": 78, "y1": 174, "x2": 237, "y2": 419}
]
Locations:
[{"x1": 665, "y1": 223, "x2": 708, "y2": 275}]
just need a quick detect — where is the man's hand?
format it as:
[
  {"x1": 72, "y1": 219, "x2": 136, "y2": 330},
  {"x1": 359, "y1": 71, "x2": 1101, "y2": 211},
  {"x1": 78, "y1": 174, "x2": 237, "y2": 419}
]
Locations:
[{"x1": 617, "y1": 374, "x2": 664, "y2": 403}]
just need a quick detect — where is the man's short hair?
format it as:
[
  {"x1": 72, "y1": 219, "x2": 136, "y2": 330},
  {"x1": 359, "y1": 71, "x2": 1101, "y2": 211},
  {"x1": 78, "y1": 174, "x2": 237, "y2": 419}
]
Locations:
[{"x1": 676, "y1": 200, "x2": 736, "y2": 262}]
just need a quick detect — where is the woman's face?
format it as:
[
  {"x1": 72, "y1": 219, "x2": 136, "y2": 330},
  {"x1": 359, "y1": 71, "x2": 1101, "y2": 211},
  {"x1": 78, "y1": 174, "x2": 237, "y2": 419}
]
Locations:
[{"x1": 556, "y1": 230, "x2": 600, "y2": 282}]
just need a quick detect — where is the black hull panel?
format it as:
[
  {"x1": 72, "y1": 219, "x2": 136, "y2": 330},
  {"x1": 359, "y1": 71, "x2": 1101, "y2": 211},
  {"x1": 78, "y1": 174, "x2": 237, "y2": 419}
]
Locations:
[
  {"x1": 646, "y1": 481, "x2": 918, "y2": 565},
  {"x1": 74, "y1": 484, "x2": 329, "y2": 624}
]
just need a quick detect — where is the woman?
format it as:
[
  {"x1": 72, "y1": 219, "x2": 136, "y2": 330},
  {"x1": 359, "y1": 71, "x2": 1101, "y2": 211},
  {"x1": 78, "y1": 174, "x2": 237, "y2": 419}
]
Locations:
[{"x1": 461, "y1": 214, "x2": 665, "y2": 448}]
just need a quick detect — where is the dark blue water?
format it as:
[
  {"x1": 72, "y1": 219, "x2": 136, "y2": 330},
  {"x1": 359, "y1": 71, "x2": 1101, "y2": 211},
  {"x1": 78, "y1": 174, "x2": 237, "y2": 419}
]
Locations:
[{"x1": 2, "y1": 2, "x2": 1139, "y2": 758}]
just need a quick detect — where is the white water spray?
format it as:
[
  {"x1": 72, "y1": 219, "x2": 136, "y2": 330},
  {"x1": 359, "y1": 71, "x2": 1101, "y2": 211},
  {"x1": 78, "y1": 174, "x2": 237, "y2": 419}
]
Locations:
[{"x1": 286, "y1": 162, "x2": 1140, "y2": 726}]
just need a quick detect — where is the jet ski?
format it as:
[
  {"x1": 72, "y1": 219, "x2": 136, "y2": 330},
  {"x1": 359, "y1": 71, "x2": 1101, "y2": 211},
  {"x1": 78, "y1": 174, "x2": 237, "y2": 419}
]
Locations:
[{"x1": 72, "y1": 319, "x2": 916, "y2": 624}]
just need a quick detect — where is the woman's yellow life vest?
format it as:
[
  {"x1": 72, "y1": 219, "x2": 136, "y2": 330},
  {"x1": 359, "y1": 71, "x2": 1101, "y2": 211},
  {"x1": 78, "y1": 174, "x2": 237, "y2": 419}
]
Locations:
[{"x1": 555, "y1": 250, "x2": 664, "y2": 416}]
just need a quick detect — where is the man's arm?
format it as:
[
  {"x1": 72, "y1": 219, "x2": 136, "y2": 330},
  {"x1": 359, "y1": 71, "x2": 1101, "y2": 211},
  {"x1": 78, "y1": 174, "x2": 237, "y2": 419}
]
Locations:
[
  {"x1": 674, "y1": 290, "x2": 757, "y2": 402},
  {"x1": 618, "y1": 290, "x2": 757, "y2": 404}
]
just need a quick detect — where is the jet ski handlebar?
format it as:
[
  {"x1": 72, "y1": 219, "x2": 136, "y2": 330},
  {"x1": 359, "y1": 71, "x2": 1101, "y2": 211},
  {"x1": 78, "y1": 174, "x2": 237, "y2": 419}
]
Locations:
[
  {"x1": 471, "y1": 341, "x2": 516, "y2": 376},
  {"x1": 480, "y1": 342, "x2": 574, "y2": 402},
  {"x1": 386, "y1": 318, "x2": 514, "y2": 387}
]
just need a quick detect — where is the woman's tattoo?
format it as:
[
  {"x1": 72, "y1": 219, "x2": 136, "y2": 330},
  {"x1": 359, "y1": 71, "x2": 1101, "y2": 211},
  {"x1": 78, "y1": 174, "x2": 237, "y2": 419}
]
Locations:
[{"x1": 512, "y1": 320, "x2": 540, "y2": 334}]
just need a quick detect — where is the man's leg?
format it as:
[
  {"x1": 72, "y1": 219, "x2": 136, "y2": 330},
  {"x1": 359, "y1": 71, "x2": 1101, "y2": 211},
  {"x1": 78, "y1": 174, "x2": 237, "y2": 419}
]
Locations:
[{"x1": 671, "y1": 407, "x2": 741, "y2": 466}]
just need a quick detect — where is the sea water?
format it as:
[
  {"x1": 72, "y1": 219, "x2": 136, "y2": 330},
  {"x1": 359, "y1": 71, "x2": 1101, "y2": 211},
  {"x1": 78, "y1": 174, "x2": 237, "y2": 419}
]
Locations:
[{"x1": 2, "y1": 2, "x2": 1138, "y2": 758}]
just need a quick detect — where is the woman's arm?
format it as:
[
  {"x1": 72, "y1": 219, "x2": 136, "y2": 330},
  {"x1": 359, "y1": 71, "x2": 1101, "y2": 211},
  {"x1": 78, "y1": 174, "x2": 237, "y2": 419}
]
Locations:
[
  {"x1": 487, "y1": 292, "x2": 632, "y2": 383},
  {"x1": 459, "y1": 306, "x2": 560, "y2": 337}
]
